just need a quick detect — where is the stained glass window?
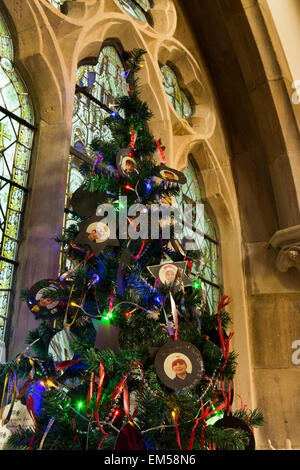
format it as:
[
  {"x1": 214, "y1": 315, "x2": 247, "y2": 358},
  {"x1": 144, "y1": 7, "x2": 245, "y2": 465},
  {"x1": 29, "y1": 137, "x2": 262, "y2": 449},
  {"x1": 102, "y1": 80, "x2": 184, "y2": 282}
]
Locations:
[
  {"x1": 0, "y1": 13, "x2": 35, "y2": 340},
  {"x1": 60, "y1": 46, "x2": 128, "y2": 271},
  {"x1": 71, "y1": 46, "x2": 128, "y2": 157},
  {"x1": 161, "y1": 65, "x2": 192, "y2": 119},
  {"x1": 47, "y1": 0, "x2": 63, "y2": 10},
  {"x1": 117, "y1": 0, "x2": 151, "y2": 23},
  {"x1": 176, "y1": 157, "x2": 221, "y2": 314}
]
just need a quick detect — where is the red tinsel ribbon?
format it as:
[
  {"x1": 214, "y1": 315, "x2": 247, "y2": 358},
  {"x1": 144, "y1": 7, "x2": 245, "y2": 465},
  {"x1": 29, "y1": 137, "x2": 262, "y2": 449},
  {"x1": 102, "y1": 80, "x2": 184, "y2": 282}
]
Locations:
[
  {"x1": 110, "y1": 361, "x2": 144, "y2": 420},
  {"x1": 71, "y1": 418, "x2": 79, "y2": 445},
  {"x1": 86, "y1": 372, "x2": 95, "y2": 417},
  {"x1": 132, "y1": 240, "x2": 146, "y2": 260},
  {"x1": 93, "y1": 361, "x2": 111, "y2": 449},
  {"x1": 123, "y1": 382, "x2": 130, "y2": 417},
  {"x1": 108, "y1": 285, "x2": 114, "y2": 314},
  {"x1": 92, "y1": 152, "x2": 103, "y2": 178},
  {"x1": 26, "y1": 395, "x2": 37, "y2": 433},
  {"x1": 28, "y1": 435, "x2": 35, "y2": 450},
  {"x1": 197, "y1": 399, "x2": 226, "y2": 450},
  {"x1": 130, "y1": 122, "x2": 135, "y2": 150},
  {"x1": 217, "y1": 295, "x2": 234, "y2": 415},
  {"x1": 96, "y1": 361, "x2": 105, "y2": 412},
  {"x1": 154, "y1": 139, "x2": 166, "y2": 164},
  {"x1": 56, "y1": 359, "x2": 82, "y2": 371}
]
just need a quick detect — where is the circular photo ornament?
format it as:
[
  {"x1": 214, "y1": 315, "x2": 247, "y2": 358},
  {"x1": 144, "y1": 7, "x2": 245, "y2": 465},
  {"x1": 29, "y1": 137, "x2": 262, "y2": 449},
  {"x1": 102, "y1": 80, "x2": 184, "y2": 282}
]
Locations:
[
  {"x1": 214, "y1": 415, "x2": 255, "y2": 450},
  {"x1": 116, "y1": 148, "x2": 138, "y2": 178},
  {"x1": 75, "y1": 215, "x2": 119, "y2": 256},
  {"x1": 158, "y1": 165, "x2": 186, "y2": 185},
  {"x1": 155, "y1": 340, "x2": 204, "y2": 391},
  {"x1": 27, "y1": 279, "x2": 67, "y2": 320},
  {"x1": 71, "y1": 186, "x2": 108, "y2": 218}
]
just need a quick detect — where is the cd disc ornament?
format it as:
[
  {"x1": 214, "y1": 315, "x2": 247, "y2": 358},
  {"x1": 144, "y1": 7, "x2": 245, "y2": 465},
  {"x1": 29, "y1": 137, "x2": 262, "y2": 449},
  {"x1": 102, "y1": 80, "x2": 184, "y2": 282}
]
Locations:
[
  {"x1": 154, "y1": 339, "x2": 204, "y2": 391},
  {"x1": 116, "y1": 148, "x2": 138, "y2": 178},
  {"x1": 158, "y1": 165, "x2": 186, "y2": 185},
  {"x1": 75, "y1": 215, "x2": 119, "y2": 256},
  {"x1": 27, "y1": 279, "x2": 67, "y2": 319},
  {"x1": 114, "y1": 422, "x2": 146, "y2": 450},
  {"x1": 214, "y1": 415, "x2": 255, "y2": 450},
  {"x1": 71, "y1": 186, "x2": 108, "y2": 217}
]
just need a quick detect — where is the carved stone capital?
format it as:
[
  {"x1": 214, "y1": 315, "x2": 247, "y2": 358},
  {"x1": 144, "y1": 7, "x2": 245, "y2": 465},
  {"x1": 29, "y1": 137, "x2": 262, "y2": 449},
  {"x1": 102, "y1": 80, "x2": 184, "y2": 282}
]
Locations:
[{"x1": 269, "y1": 225, "x2": 300, "y2": 272}]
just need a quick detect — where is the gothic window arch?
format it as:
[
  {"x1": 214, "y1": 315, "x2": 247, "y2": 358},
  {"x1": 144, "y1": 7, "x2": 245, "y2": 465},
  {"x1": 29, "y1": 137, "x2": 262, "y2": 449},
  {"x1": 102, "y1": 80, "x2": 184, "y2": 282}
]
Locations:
[
  {"x1": 161, "y1": 64, "x2": 192, "y2": 119},
  {"x1": 117, "y1": 0, "x2": 153, "y2": 25},
  {"x1": 176, "y1": 156, "x2": 221, "y2": 313},
  {"x1": 0, "y1": 13, "x2": 35, "y2": 339},
  {"x1": 60, "y1": 44, "x2": 128, "y2": 271}
]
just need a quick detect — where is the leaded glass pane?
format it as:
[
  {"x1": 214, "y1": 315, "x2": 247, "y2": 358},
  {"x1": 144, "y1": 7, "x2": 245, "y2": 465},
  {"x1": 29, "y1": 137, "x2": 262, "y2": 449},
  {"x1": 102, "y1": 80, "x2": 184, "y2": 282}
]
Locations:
[
  {"x1": 161, "y1": 65, "x2": 192, "y2": 119},
  {"x1": 47, "y1": 0, "x2": 63, "y2": 10},
  {"x1": 117, "y1": 0, "x2": 150, "y2": 22},
  {"x1": 176, "y1": 158, "x2": 220, "y2": 313},
  {"x1": 72, "y1": 46, "x2": 128, "y2": 156},
  {"x1": 0, "y1": 12, "x2": 35, "y2": 340}
]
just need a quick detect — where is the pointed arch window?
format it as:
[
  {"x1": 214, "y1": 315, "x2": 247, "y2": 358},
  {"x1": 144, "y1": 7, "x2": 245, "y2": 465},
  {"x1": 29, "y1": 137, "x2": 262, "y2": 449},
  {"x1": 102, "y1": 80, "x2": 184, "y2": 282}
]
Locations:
[
  {"x1": 176, "y1": 156, "x2": 221, "y2": 313},
  {"x1": 60, "y1": 45, "x2": 128, "y2": 271},
  {"x1": 117, "y1": 0, "x2": 152, "y2": 24},
  {"x1": 161, "y1": 64, "x2": 192, "y2": 119},
  {"x1": 0, "y1": 13, "x2": 35, "y2": 340}
]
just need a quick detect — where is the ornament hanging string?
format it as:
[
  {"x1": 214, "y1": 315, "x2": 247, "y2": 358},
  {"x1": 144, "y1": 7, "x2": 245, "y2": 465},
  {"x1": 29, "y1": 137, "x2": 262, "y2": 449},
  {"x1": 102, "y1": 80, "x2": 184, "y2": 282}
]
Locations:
[{"x1": 38, "y1": 417, "x2": 55, "y2": 450}]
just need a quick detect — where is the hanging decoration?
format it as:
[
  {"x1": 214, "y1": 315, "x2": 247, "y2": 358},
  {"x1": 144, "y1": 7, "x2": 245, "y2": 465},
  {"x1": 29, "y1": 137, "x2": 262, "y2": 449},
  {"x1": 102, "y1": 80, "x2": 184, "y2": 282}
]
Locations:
[
  {"x1": 75, "y1": 215, "x2": 119, "y2": 256},
  {"x1": 27, "y1": 279, "x2": 67, "y2": 320},
  {"x1": 116, "y1": 147, "x2": 138, "y2": 179},
  {"x1": 154, "y1": 339, "x2": 204, "y2": 391},
  {"x1": 147, "y1": 260, "x2": 192, "y2": 293},
  {"x1": 70, "y1": 186, "x2": 108, "y2": 218}
]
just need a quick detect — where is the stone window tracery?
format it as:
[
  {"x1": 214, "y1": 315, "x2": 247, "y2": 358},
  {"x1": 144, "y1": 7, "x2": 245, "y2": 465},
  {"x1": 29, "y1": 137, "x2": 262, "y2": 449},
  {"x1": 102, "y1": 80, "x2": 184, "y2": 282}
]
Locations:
[
  {"x1": 0, "y1": 13, "x2": 35, "y2": 340},
  {"x1": 176, "y1": 156, "x2": 221, "y2": 313},
  {"x1": 161, "y1": 64, "x2": 192, "y2": 119}
]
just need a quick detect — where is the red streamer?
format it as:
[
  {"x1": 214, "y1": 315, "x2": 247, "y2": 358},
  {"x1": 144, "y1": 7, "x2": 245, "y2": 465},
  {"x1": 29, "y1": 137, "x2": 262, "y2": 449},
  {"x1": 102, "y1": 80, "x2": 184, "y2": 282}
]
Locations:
[
  {"x1": 154, "y1": 139, "x2": 166, "y2": 164},
  {"x1": 175, "y1": 399, "x2": 225, "y2": 451},
  {"x1": 26, "y1": 395, "x2": 37, "y2": 433},
  {"x1": 130, "y1": 123, "x2": 135, "y2": 150},
  {"x1": 56, "y1": 359, "x2": 82, "y2": 371},
  {"x1": 108, "y1": 285, "x2": 114, "y2": 314}
]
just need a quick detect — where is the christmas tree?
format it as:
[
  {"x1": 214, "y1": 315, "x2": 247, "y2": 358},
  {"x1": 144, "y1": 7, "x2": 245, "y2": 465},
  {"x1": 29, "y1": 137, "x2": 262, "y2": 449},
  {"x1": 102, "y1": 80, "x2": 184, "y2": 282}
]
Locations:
[{"x1": 0, "y1": 49, "x2": 263, "y2": 451}]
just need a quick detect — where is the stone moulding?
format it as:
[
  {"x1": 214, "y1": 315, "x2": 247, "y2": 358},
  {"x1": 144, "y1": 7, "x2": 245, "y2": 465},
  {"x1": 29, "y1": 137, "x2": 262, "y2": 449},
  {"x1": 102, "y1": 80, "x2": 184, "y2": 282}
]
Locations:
[{"x1": 269, "y1": 225, "x2": 300, "y2": 272}]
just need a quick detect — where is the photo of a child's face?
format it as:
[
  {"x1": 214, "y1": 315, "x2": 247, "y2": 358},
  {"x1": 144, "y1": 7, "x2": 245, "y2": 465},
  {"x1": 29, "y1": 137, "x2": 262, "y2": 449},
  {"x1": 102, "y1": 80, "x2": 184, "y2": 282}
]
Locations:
[
  {"x1": 163, "y1": 353, "x2": 192, "y2": 382},
  {"x1": 159, "y1": 264, "x2": 178, "y2": 285},
  {"x1": 87, "y1": 222, "x2": 110, "y2": 243},
  {"x1": 38, "y1": 297, "x2": 54, "y2": 308}
]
